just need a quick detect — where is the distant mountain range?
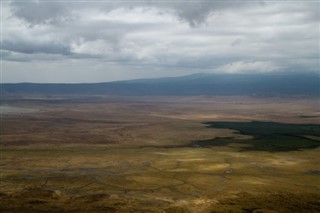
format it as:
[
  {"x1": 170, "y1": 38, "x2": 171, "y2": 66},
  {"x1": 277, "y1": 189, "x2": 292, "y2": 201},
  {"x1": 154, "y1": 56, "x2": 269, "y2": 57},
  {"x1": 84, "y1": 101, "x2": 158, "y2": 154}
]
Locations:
[{"x1": 1, "y1": 73, "x2": 319, "y2": 97}]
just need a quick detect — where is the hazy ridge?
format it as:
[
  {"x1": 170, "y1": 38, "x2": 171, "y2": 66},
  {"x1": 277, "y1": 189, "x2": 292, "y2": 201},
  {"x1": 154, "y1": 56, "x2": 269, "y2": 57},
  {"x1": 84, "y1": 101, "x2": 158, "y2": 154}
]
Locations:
[{"x1": 2, "y1": 73, "x2": 319, "y2": 97}]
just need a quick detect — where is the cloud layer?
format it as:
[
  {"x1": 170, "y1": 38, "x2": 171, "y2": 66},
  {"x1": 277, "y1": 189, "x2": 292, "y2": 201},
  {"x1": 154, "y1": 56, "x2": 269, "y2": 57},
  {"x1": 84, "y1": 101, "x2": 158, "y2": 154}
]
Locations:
[{"x1": 2, "y1": 0, "x2": 319, "y2": 82}]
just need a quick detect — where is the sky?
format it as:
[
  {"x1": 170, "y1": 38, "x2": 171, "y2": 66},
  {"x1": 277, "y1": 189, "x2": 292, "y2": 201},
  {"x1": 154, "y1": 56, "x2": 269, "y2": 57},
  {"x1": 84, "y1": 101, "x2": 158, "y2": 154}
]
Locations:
[{"x1": 1, "y1": 0, "x2": 319, "y2": 83}]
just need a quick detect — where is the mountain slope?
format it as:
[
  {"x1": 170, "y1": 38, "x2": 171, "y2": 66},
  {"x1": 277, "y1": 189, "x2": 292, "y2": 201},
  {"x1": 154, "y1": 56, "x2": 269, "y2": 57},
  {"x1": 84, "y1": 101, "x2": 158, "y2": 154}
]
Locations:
[{"x1": 1, "y1": 73, "x2": 319, "y2": 97}]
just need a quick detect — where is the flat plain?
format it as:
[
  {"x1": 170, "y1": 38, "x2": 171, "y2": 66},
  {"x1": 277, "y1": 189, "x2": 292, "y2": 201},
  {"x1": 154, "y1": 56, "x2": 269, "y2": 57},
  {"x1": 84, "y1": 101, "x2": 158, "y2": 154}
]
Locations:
[{"x1": 0, "y1": 96, "x2": 319, "y2": 212}]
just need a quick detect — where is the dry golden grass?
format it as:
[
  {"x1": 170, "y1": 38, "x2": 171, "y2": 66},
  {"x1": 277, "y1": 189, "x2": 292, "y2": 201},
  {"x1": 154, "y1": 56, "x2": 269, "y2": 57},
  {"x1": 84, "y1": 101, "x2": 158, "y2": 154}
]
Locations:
[{"x1": 0, "y1": 96, "x2": 319, "y2": 212}]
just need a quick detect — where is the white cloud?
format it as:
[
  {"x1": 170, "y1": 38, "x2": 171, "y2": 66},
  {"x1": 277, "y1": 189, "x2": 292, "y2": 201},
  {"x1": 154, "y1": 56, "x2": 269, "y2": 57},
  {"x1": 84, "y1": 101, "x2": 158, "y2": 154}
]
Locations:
[
  {"x1": 2, "y1": 1, "x2": 319, "y2": 82},
  {"x1": 215, "y1": 61, "x2": 283, "y2": 73}
]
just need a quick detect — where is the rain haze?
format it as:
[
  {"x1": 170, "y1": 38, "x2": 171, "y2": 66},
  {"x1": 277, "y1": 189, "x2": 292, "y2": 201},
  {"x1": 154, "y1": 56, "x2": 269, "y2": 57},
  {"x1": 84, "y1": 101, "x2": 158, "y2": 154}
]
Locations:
[{"x1": 1, "y1": 0, "x2": 319, "y2": 83}]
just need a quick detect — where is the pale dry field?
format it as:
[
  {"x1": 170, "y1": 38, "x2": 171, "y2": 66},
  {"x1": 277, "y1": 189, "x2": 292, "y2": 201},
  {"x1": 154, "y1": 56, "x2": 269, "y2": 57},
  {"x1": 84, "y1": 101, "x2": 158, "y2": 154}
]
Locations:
[{"x1": 0, "y1": 96, "x2": 319, "y2": 212}]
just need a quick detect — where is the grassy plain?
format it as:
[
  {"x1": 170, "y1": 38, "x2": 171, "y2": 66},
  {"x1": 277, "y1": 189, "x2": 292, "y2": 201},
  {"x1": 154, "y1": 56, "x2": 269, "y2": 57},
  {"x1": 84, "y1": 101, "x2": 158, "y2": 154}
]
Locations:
[{"x1": 0, "y1": 96, "x2": 319, "y2": 212}]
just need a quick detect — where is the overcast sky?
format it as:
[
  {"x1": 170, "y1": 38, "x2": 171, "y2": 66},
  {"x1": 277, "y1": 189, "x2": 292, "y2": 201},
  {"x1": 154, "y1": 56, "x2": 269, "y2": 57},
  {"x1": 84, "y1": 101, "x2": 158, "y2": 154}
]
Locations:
[{"x1": 1, "y1": 0, "x2": 319, "y2": 83}]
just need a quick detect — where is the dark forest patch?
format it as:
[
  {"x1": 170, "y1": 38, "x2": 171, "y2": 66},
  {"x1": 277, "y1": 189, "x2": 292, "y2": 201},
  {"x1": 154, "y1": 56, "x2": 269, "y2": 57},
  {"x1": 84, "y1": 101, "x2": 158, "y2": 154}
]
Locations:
[{"x1": 192, "y1": 121, "x2": 320, "y2": 152}]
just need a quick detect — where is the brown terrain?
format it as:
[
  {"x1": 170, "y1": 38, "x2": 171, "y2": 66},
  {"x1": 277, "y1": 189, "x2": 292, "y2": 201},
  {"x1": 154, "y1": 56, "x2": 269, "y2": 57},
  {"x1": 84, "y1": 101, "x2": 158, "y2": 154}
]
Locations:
[{"x1": 0, "y1": 95, "x2": 319, "y2": 212}]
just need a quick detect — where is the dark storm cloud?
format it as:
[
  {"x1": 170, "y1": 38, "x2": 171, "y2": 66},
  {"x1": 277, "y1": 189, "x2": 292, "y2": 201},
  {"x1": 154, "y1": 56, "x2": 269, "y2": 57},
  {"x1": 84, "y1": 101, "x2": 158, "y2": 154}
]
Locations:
[
  {"x1": 10, "y1": 0, "x2": 261, "y2": 27},
  {"x1": 10, "y1": 1, "x2": 68, "y2": 25},
  {"x1": 3, "y1": 40, "x2": 71, "y2": 55}
]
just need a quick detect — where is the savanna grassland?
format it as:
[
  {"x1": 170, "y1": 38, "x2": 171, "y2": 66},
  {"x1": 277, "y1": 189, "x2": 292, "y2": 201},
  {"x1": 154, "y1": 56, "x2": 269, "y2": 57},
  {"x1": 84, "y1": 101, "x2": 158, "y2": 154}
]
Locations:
[{"x1": 0, "y1": 96, "x2": 319, "y2": 212}]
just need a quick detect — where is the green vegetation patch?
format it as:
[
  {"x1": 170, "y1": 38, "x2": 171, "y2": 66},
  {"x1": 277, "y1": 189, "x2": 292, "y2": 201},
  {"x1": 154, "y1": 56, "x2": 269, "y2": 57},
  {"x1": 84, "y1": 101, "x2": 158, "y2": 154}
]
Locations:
[{"x1": 192, "y1": 121, "x2": 320, "y2": 152}]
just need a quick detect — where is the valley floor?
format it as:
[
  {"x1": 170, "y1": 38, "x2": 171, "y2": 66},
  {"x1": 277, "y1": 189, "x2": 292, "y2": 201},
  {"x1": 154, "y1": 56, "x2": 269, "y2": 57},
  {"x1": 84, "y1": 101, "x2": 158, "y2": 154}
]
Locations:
[{"x1": 0, "y1": 96, "x2": 319, "y2": 212}]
